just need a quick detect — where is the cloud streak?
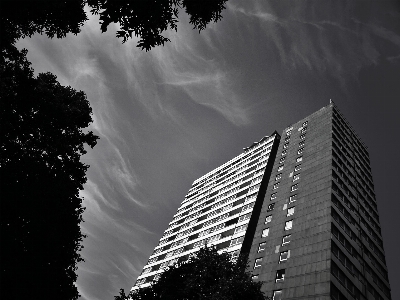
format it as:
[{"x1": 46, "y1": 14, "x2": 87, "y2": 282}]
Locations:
[{"x1": 229, "y1": 1, "x2": 400, "y2": 88}]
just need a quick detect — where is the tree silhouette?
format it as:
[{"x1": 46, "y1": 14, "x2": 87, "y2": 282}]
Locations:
[
  {"x1": 0, "y1": 48, "x2": 98, "y2": 299},
  {"x1": 115, "y1": 247, "x2": 270, "y2": 300},
  {"x1": 0, "y1": 1, "x2": 228, "y2": 298},
  {"x1": 1, "y1": 0, "x2": 228, "y2": 51}
]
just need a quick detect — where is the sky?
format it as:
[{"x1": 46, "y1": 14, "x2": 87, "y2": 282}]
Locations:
[{"x1": 16, "y1": 1, "x2": 400, "y2": 299}]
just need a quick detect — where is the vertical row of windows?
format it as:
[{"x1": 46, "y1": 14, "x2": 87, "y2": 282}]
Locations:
[{"x1": 254, "y1": 121, "x2": 308, "y2": 300}]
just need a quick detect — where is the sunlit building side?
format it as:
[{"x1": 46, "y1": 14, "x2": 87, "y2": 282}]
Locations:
[{"x1": 133, "y1": 132, "x2": 281, "y2": 290}]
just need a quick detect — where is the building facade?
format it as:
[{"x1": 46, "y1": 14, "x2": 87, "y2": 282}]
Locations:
[
  {"x1": 248, "y1": 104, "x2": 391, "y2": 300},
  {"x1": 133, "y1": 131, "x2": 281, "y2": 289},
  {"x1": 133, "y1": 103, "x2": 391, "y2": 300}
]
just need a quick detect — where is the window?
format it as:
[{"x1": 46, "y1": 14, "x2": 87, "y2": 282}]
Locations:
[
  {"x1": 270, "y1": 193, "x2": 277, "y2": 200},
  {"x1": 293, "y1": 174, "x2": 300, "y2": 182},
  {"x1": 297, "y1": 148, "x2": 304, "y2": 154},
  {"x1": 300, "y1": 133, "x2": 306, "y2": 140},
  {"x1": 254, "y1": 258, "x2": 262, "y2": 268},
  {"x1": 230, "y1": 250, "x2": 240, "y2": 260},
  {"x1": 242, "y1": 203, "x2": 254, "y2": 212},
  {"x1": 142, "y1": 266, "x2": 152, "y2": 274},
  {"x1": 291, "y1": 184, "x2": 298, "y2": 191},
  {"x1": 275, "y1": 174, "x2": 282, "y2": 181},
  {"x1": 262, "y1": 228, "x2": 270, "y2": 237},
  {"x1": 302, "y1": 121, "x2": 308, "y2": 127},
  {"x1": 230, "y1": 236, "x2": 244, "y2": 247},
  {"x1": 275, "y1": 269, "x2": 285, "y2": 282},
  {"x1": 279, "y1": 157, "x2": 286, "y2": 163},
  {"x1": 267, "y1": 203, "x2": 275, "y2": 212},
  {"x1": 294, "y1": 164, "x2": 301, "y2": 172},
  {"x1": 265, "y1": 215, "x2": 272, "y2": 224},
  {"x1": 136, "y1": 278, "x2": 147, "y2": 285},
  {"x1": 281, "y1": 150, "x2": 287, "y2": 156},
  {"x1": 238, "y1": 213, "x2": 251, "y2": 222},
  {"x1": 283, "y1": 143, "x2": 289, "y2": 149},
  {"x1": 273, "y1": 290, "x2": 283, "y2": 300},
  {"x1": 273, "y1": 182, "x2": 280, "y2": 190},
  {"x1": 299, "y1": 141, "x2": 305, "y2": 147},
  {"x1": 282, "y1": 234, "x2": 291, "y2": 245},
  {"x1": 279, "y1": 250, "x2": 289, "y2": 262},
  {"x1": 296, "y1": 156, "x2": 303, "y2": 162},
  {"x1": 278, "y1": 165, "x2": 284, "y2": 172},
  {"x1": 258, "y1": 242, "x2": 266, "y2": 252},
  {"x1": 284, "y1": 220, "x2": 293, "y2": 230},
  {"x1": 234, "y1": 224, "x2": 247, "y2": 234},
  {"x1": 289, "y1": 194, "x2": 297, "y2": 203},
  {"x1": 287, "y1": 207, "x2": 295, "y2": 217}
]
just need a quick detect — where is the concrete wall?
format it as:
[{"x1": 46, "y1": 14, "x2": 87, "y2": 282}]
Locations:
[{"x1": 248, "y1": 105, "x2": 333, "y2": 299}]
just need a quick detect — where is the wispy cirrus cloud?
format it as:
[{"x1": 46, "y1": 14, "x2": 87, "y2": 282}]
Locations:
[
  {"x1": 228, "y1": 1, "x2": 400, "y2": 88},
  {"x1": 79, "y1": 11, "x2": 252, "y2": 127}
]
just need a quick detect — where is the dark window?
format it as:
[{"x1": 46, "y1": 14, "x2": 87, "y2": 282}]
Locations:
[
  {"x1": 275, "y1": 269, "x2": 285, "y2": 282},
  {"x1": 225, "y1": 217, "x2": 238, "y2": 226},
  {"x1": 236, "y1": 189, "x2": 249, "y2": 198}
]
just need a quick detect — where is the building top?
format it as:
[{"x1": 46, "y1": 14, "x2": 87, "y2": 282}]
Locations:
[
  {"x1": 192, "y1": 131, "x2": 280, "y2": 186},
  {"x1": 243, "y1": 130, "x2": 280, "y2": 152},
  {"x1": 284, "y1": 102, "x2": 368, "y2": 152}
]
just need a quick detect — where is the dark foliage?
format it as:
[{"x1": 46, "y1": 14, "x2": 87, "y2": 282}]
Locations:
[
  {"x1": 0, "y1": 1, "x2": 227, "y2": 298},
  {"x1": 115, "y1": 247, "x2": 269, "y2": 300},
  {"x1": 1, "y1": 0, "x2": 227, "y2": 52},
  {"x1": 0, "y1": 48, "x2": 98, "y2": 299},
  {"x1": 0, "y1": 0, "x2": 87, "y2": 51},
  {"x1": 87, "y1": 0, "x2": 228, "y2": 50}
]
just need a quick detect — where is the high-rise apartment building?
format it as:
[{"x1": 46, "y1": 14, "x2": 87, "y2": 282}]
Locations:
[
  {"x1": 133, "y1": 103, "x2": 392, "y2": 300},
  {"x1": 133, "y1": 132, "x2": 281, "y2": 289},
  {"x1": 248, "y1": 104, "x2": 391, "y2": 300}
]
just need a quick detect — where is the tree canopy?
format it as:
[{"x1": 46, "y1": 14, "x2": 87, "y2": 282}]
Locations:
[
  {"x1": 0, "y1": 47, "x2": 98, "y2": 299},
  {"x1": 1, "y1": 0, "x2": 228, "y2": 51},
  {"x1": 0, "y1": 1, "x2": 228, "y2": 298},
  {"x1": 115, "y1": 247, "x2": 269, "y2": 300}
]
